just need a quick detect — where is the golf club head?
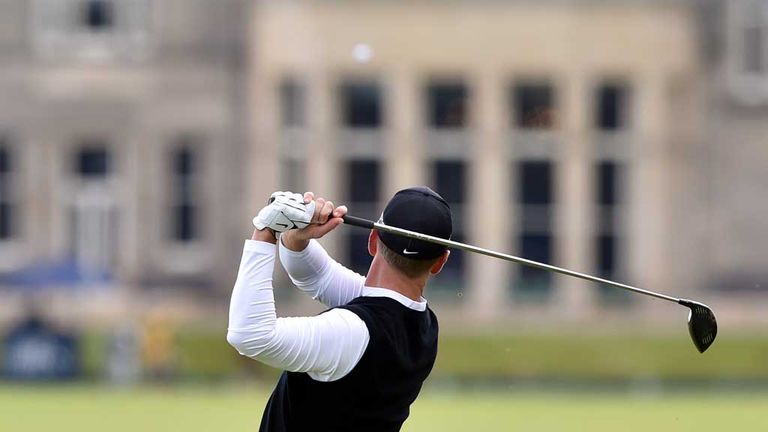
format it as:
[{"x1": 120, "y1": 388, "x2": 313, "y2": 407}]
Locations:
[{"x1": 678, "y1": 299, "x2": 717, "y2": 353}]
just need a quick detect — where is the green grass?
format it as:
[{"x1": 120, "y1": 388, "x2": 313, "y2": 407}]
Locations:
[
  {"x1": 0, "y1": 385, "x2": 766, "y2": 432},
  {"x1": 434, "y1": 332, "x2": 768, "y2": 380},
  {"x1": 79, "y1": 330, "x2": 768, "y2": 381}
]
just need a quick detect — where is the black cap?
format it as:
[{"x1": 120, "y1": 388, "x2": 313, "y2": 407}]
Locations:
[{"x1": 378, "y1": 186, "x2": 453, "y2": 260}]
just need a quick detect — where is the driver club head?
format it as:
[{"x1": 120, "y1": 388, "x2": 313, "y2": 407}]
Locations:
[{"x1": 678, "y1": 299, "x2": 718, "y2": 353}]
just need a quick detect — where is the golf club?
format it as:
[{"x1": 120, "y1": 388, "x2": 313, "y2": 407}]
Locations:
[{"x1": 341, "y1": 214, "x2": 718, "y2": 353}]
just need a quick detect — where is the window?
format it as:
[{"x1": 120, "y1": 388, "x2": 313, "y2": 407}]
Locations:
[
  {"x1": 82, "y1": 0, "x2": 115, "y2": 31},
  {"x1": 596, "y1": 234, "x2": 616, "y2": 277},
  {"x1": 0, "y1": 147, "x2": 8, "y2": 174},
  {"x1": 435, "y1": 232, "x2": 466, "y2": 296},
  {"x1": 280, "y1": 79, "x2": 306, "y2": 127},
  {"x1": 427, "y1": 82, "x2": 468, "y2": 128},
  {"x1": 594, "y1": 161, "x2": 628, "y2": 304},
  {"x1": 75, "y1": 144, "x2": 111, "y2": 178},
  {"x1": 519, "y1": 234, "x2": 553, "y2": 288},
  {"x1": 595, "y1": 234, "x2": 629, "y2": 304},
  {"x1": 596, "y1": 161, "x2": 620, "y2": 206},
  {"x1": 0, "y1": 145, "x2": 14, "y2": 240},
  {"x1": 347, "y1": 232, "x2": 372, "y2": 275},
  {"x1": 433, "y1": 161, "x2": 466, "y2": 205},
  {"x1": 170, "y1": 143, "x2": 200, "y2": 242},
  {"x1": 32, "y1": 0, "x2": 151, "y2": 62},
  {"x1": 346, "y1": 160, "x2": 381, "y2": 274},
  {"x1": 513, "y1": 83, "x2": 555, "y2": 129},
  {"x1": 741, "y1": 1, "x2": 767, "y2": 75},
  {"x1": 430, "y1": 161, "x2": 467, "y2": 293},
  {"x1": 594, "y1": 161, "x2": 623, "y2": 234},
  {"x1": 744, "y1": 25, "x2": 765, "y2": 74},
  {"x1": 520, "y1": 161, "x2": 553, "y2": 205},
  {"x1": 514, "y1": 161, "x2": 555, "y2": 301},
  {"x1": 340, "y1": 82, "x2": 382, "y2": 128},
  {"x1": 347, "y1": 160, "x2": 380, "y2": 204},
  {"x1": 595, "y1": 84, "x2": 629, "y2": 131}
]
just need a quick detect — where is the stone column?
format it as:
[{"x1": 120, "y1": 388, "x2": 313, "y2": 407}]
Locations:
[
  {"x1": 467, "y1": 70, "x2": 508, "y2": 320},
  {"x1": 118, "y1": 126, "x2": 141, "y2": 284},
  {"x1": 246, "y1": 65, "x2": 280, "y2": 222},
  {"x1": 21, "y1": 124, "x2": 49, "y2": 265},
  {"x1": 386, "y1": 67, "x2": 424, "y2": 196},
  {"x1": 628, "y1": 74, "x2": 670, "y2": 305},
  {"x1": 305, "y1": 70, "x2": 340, "y2": 256},
  {"x1": 555, "y1": 74, "x2": 594, "y2": 319}
]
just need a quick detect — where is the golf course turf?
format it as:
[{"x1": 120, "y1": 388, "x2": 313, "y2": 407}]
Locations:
[{"x1": 0, "y1": 384, "x2": 765, "y2": 432}]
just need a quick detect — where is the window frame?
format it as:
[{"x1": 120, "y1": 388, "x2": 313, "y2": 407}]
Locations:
[
  {"x1": 280, "y1": 78, "x2": 306, "y2": 128},
  {"x1": 594, "y1": 82, "x2": 630, "y2": 131},
  {"x1": 81, "y1": 0, "x2": 116, "y2": 32},
  {"x1": 513, "y1": 159, "x2": 556, "y2": 302},
  {"x1": 593, "y1": 160, "x2": 630, "y2": 304},
  {"x1": 168, "y1": 137, "x2": 203, "y2": 244},
  {"x1": 429, "y1": 160, "x2": 467, "y2": 294},
  {"x1": 345, "y1": 159, "x2": 381, "y2": 205},
  {"x1": 344, "y1": 158, "x2": 382, "y2": 275},
  {"x1": 511, "y1": 82, "x2": 556, "y2": 130},
  {"x1": 725, "y1": 0, "x2": 768, "y2": 104},
  {"x1": 426, "y1": 81, "x2": 469, "y2": 129},
  {"x1": 74, "y1": 143, "x2": 111, "y2": 179},
  {"x1": 339, "y1": 80, "x2": 383, "y2": 129},
  {"x1": 0, "y1": 142, "x2": 16, "y2": 241}
]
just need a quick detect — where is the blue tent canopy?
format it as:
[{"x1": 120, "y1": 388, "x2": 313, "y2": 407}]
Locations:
[{"x1": 0, "y1": 258, "x2": 112, "y2": 291}]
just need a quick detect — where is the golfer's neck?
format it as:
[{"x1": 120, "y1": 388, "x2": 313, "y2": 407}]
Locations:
[{"x1": 365, "y1": 257, "x2": 426, "y2": 302}]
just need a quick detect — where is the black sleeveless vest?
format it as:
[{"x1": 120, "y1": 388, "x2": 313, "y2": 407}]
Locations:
[{"x1": 259, "y1": 295, "x2": 439, "y2": 432}]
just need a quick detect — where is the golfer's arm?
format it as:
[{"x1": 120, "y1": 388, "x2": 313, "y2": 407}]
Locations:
[
  {"x1": 227, "y1": 240, "x2": 369, "y2": 382},
  {"x1": 279, "y1": 238, "x2": 365, "y2": 307}
]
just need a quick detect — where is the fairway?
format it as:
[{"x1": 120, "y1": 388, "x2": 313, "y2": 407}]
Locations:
[{"x1": 0, "y1": 385, "x2": 766, "y2": 432}]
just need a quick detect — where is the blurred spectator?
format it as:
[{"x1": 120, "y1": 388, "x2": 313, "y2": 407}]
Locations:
[
  {"x1": 107, "y1": 322, "x2": 140, "y2": 386},
  {"x1": 141, "y1": 313, "x2": 178, "y2": 382}
]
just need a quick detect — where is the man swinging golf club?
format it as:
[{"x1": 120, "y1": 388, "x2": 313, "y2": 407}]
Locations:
[{"x1": 227, "y1": 187, "x2": 452, "y2": 432}]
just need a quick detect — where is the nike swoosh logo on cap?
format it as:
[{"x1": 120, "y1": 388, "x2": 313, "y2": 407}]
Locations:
[{"x1": 403, "y1": 249, "x2": 419, "y2": 255}]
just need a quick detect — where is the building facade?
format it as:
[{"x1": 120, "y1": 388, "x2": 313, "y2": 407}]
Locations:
[
  {"x1": 246, "y1": 1, "x2": 703, "y2": 322},
  {"x1": 695, "y1": 0, "x2": 768, "y2": 320},
  {"x1": 1, "y1": 0, "x2": 765, "y2": 327},
  {"x1": 0, "y1": 0, "x2": 248, "y2": 306}
]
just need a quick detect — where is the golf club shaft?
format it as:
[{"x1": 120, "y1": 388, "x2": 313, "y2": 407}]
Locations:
[{"x1": 342, "y1": 214, "x2": 679, "y2": 304}]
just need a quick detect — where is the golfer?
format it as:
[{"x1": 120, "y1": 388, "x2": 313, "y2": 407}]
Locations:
[{"x1": 227, "y1": 187, "x2": 453, "y2": 431}]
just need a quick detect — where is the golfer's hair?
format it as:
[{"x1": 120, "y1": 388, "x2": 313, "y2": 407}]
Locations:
[{"x1": 378, "y1": 240, "x2": 440, "y2": 278}]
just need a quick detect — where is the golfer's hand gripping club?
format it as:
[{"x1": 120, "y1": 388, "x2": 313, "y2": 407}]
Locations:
[{"x1": 253, "y1": 191, "x2": 316, "y2": 233}]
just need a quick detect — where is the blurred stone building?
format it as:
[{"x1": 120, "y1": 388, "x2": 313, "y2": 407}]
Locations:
[
  {"x1": 245, "y1": 1, "x2": 704, "y2": 322},
  {"x1": 697, "y1": 0, "x2": 768, "y2": 306},
  {"x1": 0, "y1": 0, "x2": 766, "y2": 327},
  {"x1": 0, "y1": 0, "x2": 248, "y2": 306}
]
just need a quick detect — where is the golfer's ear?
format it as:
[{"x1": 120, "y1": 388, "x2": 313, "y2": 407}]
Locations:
[
  {"x1": 430, "y1": 250, "x2": 450, "y2": 275},
  {"x1": 368, "y1": 230, "x2": 378, "y2": 257}
]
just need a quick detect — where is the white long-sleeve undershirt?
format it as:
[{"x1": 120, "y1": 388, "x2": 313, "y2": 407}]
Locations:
[
  {"x1": 278, "y1": 239, "x2": 367, "y2": 307},
  {"x1": 227, "y1": 239, "x2": 427, "y2": 382}
]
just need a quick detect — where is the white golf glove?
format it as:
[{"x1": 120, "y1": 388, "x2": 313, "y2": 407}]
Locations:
[{"x1": 252, "y1": 191, "x2": 316, "y2": 233}]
